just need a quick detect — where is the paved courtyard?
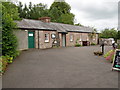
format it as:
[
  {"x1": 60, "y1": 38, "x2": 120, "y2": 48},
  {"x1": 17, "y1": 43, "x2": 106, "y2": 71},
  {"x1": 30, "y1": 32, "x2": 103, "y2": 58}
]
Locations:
[{"x1": 2, "y1": 46, "x2": 119, "y2": 88}]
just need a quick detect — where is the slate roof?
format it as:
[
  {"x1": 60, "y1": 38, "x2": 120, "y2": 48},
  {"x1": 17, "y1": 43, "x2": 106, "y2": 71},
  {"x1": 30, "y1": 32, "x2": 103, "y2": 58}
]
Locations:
[{"x1": 15, "y1": 19, "x2": 95, "y2": 33}]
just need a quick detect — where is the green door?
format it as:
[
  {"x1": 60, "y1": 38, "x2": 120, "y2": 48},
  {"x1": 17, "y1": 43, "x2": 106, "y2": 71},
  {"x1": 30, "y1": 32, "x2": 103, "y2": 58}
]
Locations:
[{"x1": 28, "y1": 31, "x2": 35, "y2": 48}]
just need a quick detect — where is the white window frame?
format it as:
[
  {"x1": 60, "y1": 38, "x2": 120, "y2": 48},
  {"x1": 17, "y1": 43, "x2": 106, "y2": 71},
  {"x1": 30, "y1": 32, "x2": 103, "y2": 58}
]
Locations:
[
  {"x1": 45, "y1": 33, "x2": 49, "y2": 43},
  {"x1": 79, "y1": 35, "x2": 82, "y2": 41},
  {"x1": 70, "y1": 34, "x2": 74, "y2": 42},
  {"x1": 87, "y1": 36, "x2": 89, "y2": 41}
]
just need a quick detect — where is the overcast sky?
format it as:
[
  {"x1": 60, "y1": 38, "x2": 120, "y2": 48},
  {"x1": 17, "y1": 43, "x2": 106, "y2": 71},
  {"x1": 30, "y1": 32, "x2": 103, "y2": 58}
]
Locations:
[{"x1": 17, "y1": 0, "x2": 119, "y2": 31}]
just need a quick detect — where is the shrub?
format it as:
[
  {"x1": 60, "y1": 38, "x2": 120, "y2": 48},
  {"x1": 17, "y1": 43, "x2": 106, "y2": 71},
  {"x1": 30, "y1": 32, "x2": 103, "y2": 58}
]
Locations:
[
  {"x1": 104, "y1": 50, "x2": 115, "y2": 63},
  {"x1": 94, "y1": 51, "x2": 103, "y2": 56},
  {"x1": 0, "y1": 56, "x2": 8, "y2": 75},
  {"x1": 53, "y1": 46, "x2": 60, "y2": 48},
  {"x1": 2, "y1": 2, "x2": 19, "y2": 59},
  {"x1": 91, "y1": 43, "x2": 96, "y2": 46},
  {"x1": 0, "y1": 51, "x2": 20, "y2": 75},
  {"x1": 5, "y1": 55, "x2": 13, "y2": 64},
  {"x1": 104, "y1": 50, "x2": 113, "y2": 58},
  {"x1": 75, "y1": 43, "x2": 82, "y2": 47}
]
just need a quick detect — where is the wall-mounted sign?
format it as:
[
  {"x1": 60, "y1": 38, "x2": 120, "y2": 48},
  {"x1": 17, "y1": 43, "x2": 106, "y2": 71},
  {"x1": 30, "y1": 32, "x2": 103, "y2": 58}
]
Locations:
[
  {"x1": 29, "y1": 33, "x2": 33, "y2": 36},
  {"x1": 54, "y1": 41, "x2": 57, "y2": 44},
  {"x1": 51, "y1": 34, "x2": 56, "y2": 39},
  {"x1": 112, "y1": 49, "x2": 120, "y2": 71},
  {"x1": 25, "y1": 30, "x2": 28, "y2": 32}
]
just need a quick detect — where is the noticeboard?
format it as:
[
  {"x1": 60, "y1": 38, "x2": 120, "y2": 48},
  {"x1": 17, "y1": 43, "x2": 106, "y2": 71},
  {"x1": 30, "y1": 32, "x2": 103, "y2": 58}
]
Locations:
[{"x1": 112, "y1": 49, "x2": 120, "y2": 71}]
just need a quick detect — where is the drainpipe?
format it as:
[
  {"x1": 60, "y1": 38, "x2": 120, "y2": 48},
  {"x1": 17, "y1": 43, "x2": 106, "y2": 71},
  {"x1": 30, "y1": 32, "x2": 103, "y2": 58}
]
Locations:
[{"x1": 38, "y1": 30, "x2": 39, "y2": 49}]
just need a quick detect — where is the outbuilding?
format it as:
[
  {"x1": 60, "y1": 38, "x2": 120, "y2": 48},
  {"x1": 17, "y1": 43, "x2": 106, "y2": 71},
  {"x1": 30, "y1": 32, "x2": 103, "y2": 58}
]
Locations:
[{"x1": 14, "y1": 17, "x2": 99, "y2": 50}]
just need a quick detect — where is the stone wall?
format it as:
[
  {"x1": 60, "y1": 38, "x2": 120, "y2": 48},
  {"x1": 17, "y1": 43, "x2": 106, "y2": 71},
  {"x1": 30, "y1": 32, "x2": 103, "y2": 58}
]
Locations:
[
  {"x1": 66, "y1": 32, "x2": 90, "y2": 46},
  {"x1": 66, "y1": 32, "x2": 98, "y2": 47},
  {"x1": 15, "y1": 29, "x2": 99, "y2": 50},
  {"x1": 66, "y1": 32, "x2": 82, "y2": 46},
  {"x1": 35, "y1": 30, "x2": 57, "y2": 49}
]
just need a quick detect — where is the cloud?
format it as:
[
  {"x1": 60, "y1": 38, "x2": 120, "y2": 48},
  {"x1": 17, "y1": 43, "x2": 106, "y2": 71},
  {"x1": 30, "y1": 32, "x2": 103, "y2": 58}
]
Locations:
[
  {"x1": 74, "y1": 1, "x2": 117, "y2": 20},
  {"x1": 66, "y1": 0, "x2": 119, "y2": 30},
  {"x1": 18, "y1": 0, "x2": 119, "y2": 30}
]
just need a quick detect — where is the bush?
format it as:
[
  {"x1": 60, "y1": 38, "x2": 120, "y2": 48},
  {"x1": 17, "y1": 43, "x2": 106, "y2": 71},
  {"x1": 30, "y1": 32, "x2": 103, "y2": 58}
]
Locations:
[
  {"x1": 91, "y1": 43, "x2": 96, "y2": 46},
  {"x1": 2, "y1": 2, "x2": 19, "y2": 58},
  {"x1": 104, "y1": 50, "x2": 115, "y2": 63},
  {"x1": 104, "y1": 50, "x2": 113, "y2": 58},
  {"x1": 0, "y1": 51, "x2": 20, "y2": 75},
  {"x1": 117, "y1": 45, "x2": 120, "y2": 49},
  {"x1": 94, "y1": 51, "x2": 103, "y2": 56},
  {"x1": 75, "y1": 43, "x2": 82, "y2": 47},
  {"x1": 0, "y1": 56, "x2": 8, "y2": 75}
]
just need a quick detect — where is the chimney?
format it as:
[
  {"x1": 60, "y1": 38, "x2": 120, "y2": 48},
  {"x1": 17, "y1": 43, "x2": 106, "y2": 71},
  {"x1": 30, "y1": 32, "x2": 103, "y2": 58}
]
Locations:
[{"x1": 38, "y1": 17, "x2": 51, "y2": 23}]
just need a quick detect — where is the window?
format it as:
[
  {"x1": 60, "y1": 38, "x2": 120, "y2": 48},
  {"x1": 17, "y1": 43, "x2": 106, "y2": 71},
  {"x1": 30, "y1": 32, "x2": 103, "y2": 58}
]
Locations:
[
  {"x1": 87, "y1": 36, "x2": 89, "y2": 41},
  {"x1": 70, "y1": 34, "x2": 74, "y2": 42},
  {"x1": 79, "y1": 35, "x2": 82, "y2": 41},
  {"x1": 45, "y1": 33, "x2": 49, "y2": 42}
]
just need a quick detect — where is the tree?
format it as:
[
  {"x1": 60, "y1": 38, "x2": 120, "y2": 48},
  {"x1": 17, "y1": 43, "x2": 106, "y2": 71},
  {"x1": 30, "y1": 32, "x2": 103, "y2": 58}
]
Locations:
[
  {"x1": 99, "y1": 28, "x2": 118, "y2": 40},
  {"x1": 50, "y1": 1, "x2": 71, "y2": 14},
  {"x1": 22, "y1": 4, "x2": 29, "y2": 18},
  {"x1": 2, "y1": 2, "x2": 19, "y2": 57},
  {"x1": 49, "y1": 6, "x2": 62, "y2": 22},
  {"x1": 17, "y1": 2, "x2": 23, "y2": 18},
  {"x1": 58, "y1": 13, "x2": 74, "y2": 24},
  {"x1": 49, "y1": 1, "x2": 74, "y2": 24},
  {"x1": 117, "y1": 31, "x2": 120, "y2": 39},
  {"x1": 3, "y1": 2, "x2": 20, "y2": 20},
  {"x1": 17, "y1": 1, "x2": 75, "y2": 24},
  {"x1": 17, "y1": 2, "x2": 49, "y2": 19}
]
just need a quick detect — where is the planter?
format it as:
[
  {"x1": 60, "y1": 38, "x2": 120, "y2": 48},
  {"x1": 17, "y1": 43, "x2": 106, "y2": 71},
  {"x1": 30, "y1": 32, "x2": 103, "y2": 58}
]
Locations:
[{"x1": 94, "y1": 51, "x2": 103, "y2": 56}]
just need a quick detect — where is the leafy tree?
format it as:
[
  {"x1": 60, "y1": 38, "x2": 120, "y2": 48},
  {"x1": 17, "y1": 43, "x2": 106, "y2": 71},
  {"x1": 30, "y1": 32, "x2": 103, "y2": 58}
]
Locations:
[
  {"x1": 2, "y1": 2, "x2": 19, "y2": 57},
  {"x1": 50, "y1": 1, "x2": 71, "y2": 14},
  {"x1": 49, "y1": 6, "x2": 62, "y2": 22},
  {"x1": 17, "y1": 2, "x2": 49, "y2": 19},
  {"x1": 17, "y1": 2, "x2": 23, "y2": 18},
  {"x1": 17, "y1": 1, "x2": 75, "y2": 24},
  {"x1": 32, "y1": 3, "x2": 49, "y2": 19},
  {"x1": 22, "y1": 4, "x2": 29, "y2": 18},
  {"x1": 3, "y1": 2, "x2": 20, "y2": 20},
  {"x1": 58, "y1": 13, "x2": 74, "y2": 24},
  {"x1": 49, "y1": 1, "x2": 74, "y2": 24},
  {"x1": 99, "y1": 28, "x2": 118, "y2": 40}
]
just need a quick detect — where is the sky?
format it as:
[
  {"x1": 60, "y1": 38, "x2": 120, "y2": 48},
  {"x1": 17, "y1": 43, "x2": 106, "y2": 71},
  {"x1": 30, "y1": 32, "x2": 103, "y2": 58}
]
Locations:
[{"x1": 15, "y1": 0, "x2": 119, "y2": 32}]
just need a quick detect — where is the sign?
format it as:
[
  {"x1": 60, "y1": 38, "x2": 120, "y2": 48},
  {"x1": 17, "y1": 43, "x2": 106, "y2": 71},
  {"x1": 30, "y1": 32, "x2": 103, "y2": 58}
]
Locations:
[
  {"x1": 29, "y1": 34, "x2": 33, "y2": 36},
  {"x1": 51, "y1": 34, "x2": 56, "y2": 39},
  {"x1": 112, "y1": 49, "x2": 120, "y2": 71}
]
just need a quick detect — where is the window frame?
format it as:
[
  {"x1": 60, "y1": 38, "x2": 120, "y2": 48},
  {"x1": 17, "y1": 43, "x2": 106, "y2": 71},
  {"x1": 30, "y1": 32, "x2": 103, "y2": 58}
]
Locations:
[
  {"x1": 70, "y1": 34, "x2": 74, "y2": 42},
  {"x1": 44, "y1": 33, "x2": 50, "y2": 43},
  {"x1": 79, "y1": 34, "x2": 82, "y2": 41}
]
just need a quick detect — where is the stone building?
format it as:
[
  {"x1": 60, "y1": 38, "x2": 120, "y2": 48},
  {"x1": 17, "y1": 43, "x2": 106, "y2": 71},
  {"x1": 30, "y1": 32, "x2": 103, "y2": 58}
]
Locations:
[{"x1": 14, "y1": 17, "x2": 99, "y2": 50}]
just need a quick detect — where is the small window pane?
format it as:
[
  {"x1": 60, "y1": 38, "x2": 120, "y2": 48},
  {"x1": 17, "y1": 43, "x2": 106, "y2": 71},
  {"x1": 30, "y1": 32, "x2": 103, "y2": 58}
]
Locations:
[
  {"x1": 70, "y1": 35, "x2": 73, "y2": 42},
  {"x1": 45, "y1": 34, "x2": 49, "y2": 42}
]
